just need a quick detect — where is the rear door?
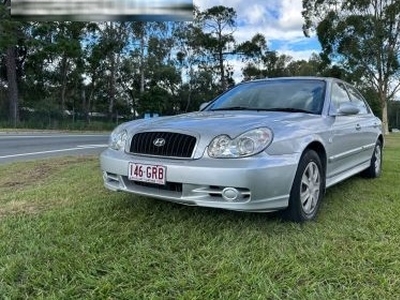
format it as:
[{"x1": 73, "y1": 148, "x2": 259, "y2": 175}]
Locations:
[{"x1": 344, "y1": 84, "x2": 380, "y2": 163}]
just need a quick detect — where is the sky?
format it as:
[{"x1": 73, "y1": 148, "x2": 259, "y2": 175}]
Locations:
[{"x1": 194, "y1": 0, "x2": 322, "y2": 81}]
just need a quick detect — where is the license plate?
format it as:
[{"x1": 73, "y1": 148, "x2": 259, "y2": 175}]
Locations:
[{"x1": 128, "y1": 163, "x2": 166, "y2": 185}]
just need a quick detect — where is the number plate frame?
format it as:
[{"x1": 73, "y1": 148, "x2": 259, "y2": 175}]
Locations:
[{"x1": 128, "y1": 163, "x2": 166, "y2": 185}]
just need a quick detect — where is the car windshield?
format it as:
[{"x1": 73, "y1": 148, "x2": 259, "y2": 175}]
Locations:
[{"x1": 206, "y1": 79, "x2": 326, "y2": 114}]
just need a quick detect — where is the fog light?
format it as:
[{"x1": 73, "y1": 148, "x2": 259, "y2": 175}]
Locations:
[{"x1": 222, "y1": 187, "x2": 240, "y2": 202}]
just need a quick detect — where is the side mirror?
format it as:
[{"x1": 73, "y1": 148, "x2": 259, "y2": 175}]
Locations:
[
  {"x1": 337, "y1": 102, "x2": 360, "y2": 115},
  {"x1": 199, "y1": 102, "x2": 210, "y2": 111}
]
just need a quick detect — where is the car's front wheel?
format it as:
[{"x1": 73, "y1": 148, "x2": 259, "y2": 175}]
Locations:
[{"x1": 283, "y1": 150, "x2": 324, "y2": 222}]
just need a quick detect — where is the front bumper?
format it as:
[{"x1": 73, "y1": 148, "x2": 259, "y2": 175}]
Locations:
[{"x1": 100, "y1": 149, "x2": 300, "y2": 212}]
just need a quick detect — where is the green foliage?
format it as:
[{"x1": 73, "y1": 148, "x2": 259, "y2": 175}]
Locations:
[
  {"x1": 198, "y1": 6, "x2": 237, "y2": 90},
  {"x1": 286, "y1": 53, "x2": 324, "y2": 76},
  {"x1": 302, "y1": 0, "x2": 400, "y2": 133},
  {"x1": 236, "y1": 33, "x2": 267, "y2": 59},
  {"x1": 236, "y1": 34, "x2": 269, "y2": 79},
  {"x1": 0, "y1": 1, "x2": 18, "y2": 50},
  {"x1": 3, "y1": 3, "x2": 397, "y2": 130},
  {"x1": 236, "y1": 33, "x2": 324, "y2": 80},
  {"x1": 355, "y1": 85, "x2": 381, "y2": 117},
  {"x1": 388, "y1": 100, "x2": 400, "y2": 130}
]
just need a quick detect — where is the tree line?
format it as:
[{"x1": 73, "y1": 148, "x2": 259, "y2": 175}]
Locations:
[{"x1": 1, "y1": 1, "x2": 399, "y2": 132}]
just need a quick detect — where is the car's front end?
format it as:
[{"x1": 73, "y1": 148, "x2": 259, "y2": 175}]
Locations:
[
  {"x1": 100, "y1": 111, "x2": 308, "y2": 212},
  {"x1": 100, "y1": 77, "x2": 337, "y2": 215}
]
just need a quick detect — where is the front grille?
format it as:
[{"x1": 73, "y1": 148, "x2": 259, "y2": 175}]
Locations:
[{"x1": 130, "y1": 131, "x2": 196, "y2": 158}]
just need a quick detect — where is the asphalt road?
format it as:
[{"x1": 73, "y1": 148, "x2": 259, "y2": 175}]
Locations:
[{"x1": 0, "y1": 132, "x2": 110, "y2": 164}]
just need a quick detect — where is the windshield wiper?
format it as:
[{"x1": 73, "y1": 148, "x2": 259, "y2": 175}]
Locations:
[
  {"x1": 210, "y1": 106, "x2": 253, "y2": 111},
  {"x1": 261, "y1": 107, "x2": 314, "y2": 114},
  {"x1": 210, "y1": 107, "x2": 314, "y2": 114}
]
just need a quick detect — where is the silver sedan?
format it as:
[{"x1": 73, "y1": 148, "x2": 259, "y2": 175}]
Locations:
[{"x1": 100, "y1": 77, "x2": 383, "y2": 222}]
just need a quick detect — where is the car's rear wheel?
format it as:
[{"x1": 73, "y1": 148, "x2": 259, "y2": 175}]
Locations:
[
  {"x1": 283, "y1": 150, "x2": 324, "y2": 222},
  {"x1": 361, "y1": 140, "x2": 382, "y2": 178}
]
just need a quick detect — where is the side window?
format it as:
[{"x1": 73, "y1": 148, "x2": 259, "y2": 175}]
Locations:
[
  {"x1": 330, "y1": 82, "x2": 350, "y2": 113},
  {"x1": 346, "y1": 85, "x2": 370, "y2": 114}
]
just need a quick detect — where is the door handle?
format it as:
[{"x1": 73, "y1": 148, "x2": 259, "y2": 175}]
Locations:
[{"x1": 356, "y1": 124, "x2": 361, "y2": 131}]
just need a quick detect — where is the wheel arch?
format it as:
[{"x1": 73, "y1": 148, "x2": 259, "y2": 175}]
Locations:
[
  {"x1": 303, "y1": 141, "x2": 327, "y2": 178},
  {"x1": 282, "y1": 141, "x2": 327, "y2": 222},
  {"x1": 377, "y1": 134, "x2": 384, "y2": 147}
]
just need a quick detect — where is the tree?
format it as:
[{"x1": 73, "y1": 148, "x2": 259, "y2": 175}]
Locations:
[
  {"x1": 286, "y1": 53, "x2": 324, "y2": 76},
  {"x1": 236, "y1": 33, "x2": 269, "y2": 80},
  {"x1": 262, "y1": 51, "x2": 292, "y2": 77},
  {"x1": 124, "y1": 22, "x2": 181, "y2": 116},
  {"x1": 388, "y1": 100, "x2": 400, "y2": 130},
  {"x1": 101, "y1": 22, "x2": 129, "y2": 121},
  {"x1": 199, "y1": 6, "x2": 237, "y2": 91},
  {"x1": 53, "y1": 22, "x2": 86, "y2": 114},
  {"x1": 21, "y1": 21, "x2": 89, "y2": 126},
  {"x1": 302, "y1": 0, "x2": 400, "y2": 134},
  {"x1": 83, "y1": 22, "x2": 129, "y2": 122},
  {"x1": 175, "y1": 7, "x2": 221, "y2": 111},
  {"x1": 236, "y1": 33, "x2": 293, "y2": 79},
  {"x1": 0, "y1": 0, "x2": 24, "y2": 126}
]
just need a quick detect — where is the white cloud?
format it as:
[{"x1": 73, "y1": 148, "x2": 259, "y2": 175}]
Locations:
[
  {"x1": 278, "y1": 0, "x2": 304, "y2": 31},
  {"x1": 228, "y1": 59, "x2": 246, "y2": 82},
  {"x1": 194, "y1": 0, "x2": 320, "y2": 50},
  {"x1": 194, "y1": 0, "x2": 321, "y2": 83}
]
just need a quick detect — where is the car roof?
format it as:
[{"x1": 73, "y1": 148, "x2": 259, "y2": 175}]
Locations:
[{"x1": 240, "y1": 76, "x2": 339, "y2": 84}]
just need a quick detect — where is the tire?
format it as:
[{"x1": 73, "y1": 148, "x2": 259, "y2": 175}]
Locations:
[
  {"x1": 282, "y1": 150, "x2": 325, "y2": 223},
  {"x1": 361, "y1": 140, "x2": 382, "y2": 178}
]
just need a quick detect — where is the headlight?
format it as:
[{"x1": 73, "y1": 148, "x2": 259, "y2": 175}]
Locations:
[
  {"x1": 208, "y1": 128, "x2": 273, "y2": 158},
  {"x1": 109, "y1": 127, "x2": 128, "y2": 151}
]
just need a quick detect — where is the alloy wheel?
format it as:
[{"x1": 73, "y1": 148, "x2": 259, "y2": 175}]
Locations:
[{"x1": 300, "y1": 161, "x2": 321, "y2": 215}]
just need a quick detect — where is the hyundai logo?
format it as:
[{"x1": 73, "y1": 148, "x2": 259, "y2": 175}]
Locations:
[{"x1": 153, "y1": 138, "x2": 166, "y2": 147}]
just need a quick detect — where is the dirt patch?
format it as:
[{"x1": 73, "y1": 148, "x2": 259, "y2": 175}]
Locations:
[
  {"x1": 0, "y1": 201, "x2": 45, "y2": 218},
  {"x1": 0, "y1": 156, "x2": 97, "y2": 218},
  {"x1": 0, "y1": 164, "x2": 54, "y2": 189},
  {"x1": 0, "y1": 156, "x2": 91, "y2": 190},
  {"x1": 0, "y1": 199, "x2": 72, "y2": 219}
]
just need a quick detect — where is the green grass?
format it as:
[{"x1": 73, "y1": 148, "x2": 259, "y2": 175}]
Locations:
[{"x1": 1, "y1": 135, "x2": 400, "y2": 299}]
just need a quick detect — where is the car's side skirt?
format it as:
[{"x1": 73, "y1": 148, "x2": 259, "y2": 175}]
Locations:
[{"x1": 326, "y1": 161, "x2": 370, "y2": 188}]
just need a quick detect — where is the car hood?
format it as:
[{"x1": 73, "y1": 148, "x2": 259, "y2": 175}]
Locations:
[
  {"x1": 122, "y1": 111, "x2": 325, "y2": 158},
  {"x1": 128, "y1": 111, "x2": 320, "y2": 138}
]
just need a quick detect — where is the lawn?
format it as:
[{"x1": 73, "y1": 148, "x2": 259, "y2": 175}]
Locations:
[{"x1": 1, "y1": 135, "x2": 400, "y2": 299}]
